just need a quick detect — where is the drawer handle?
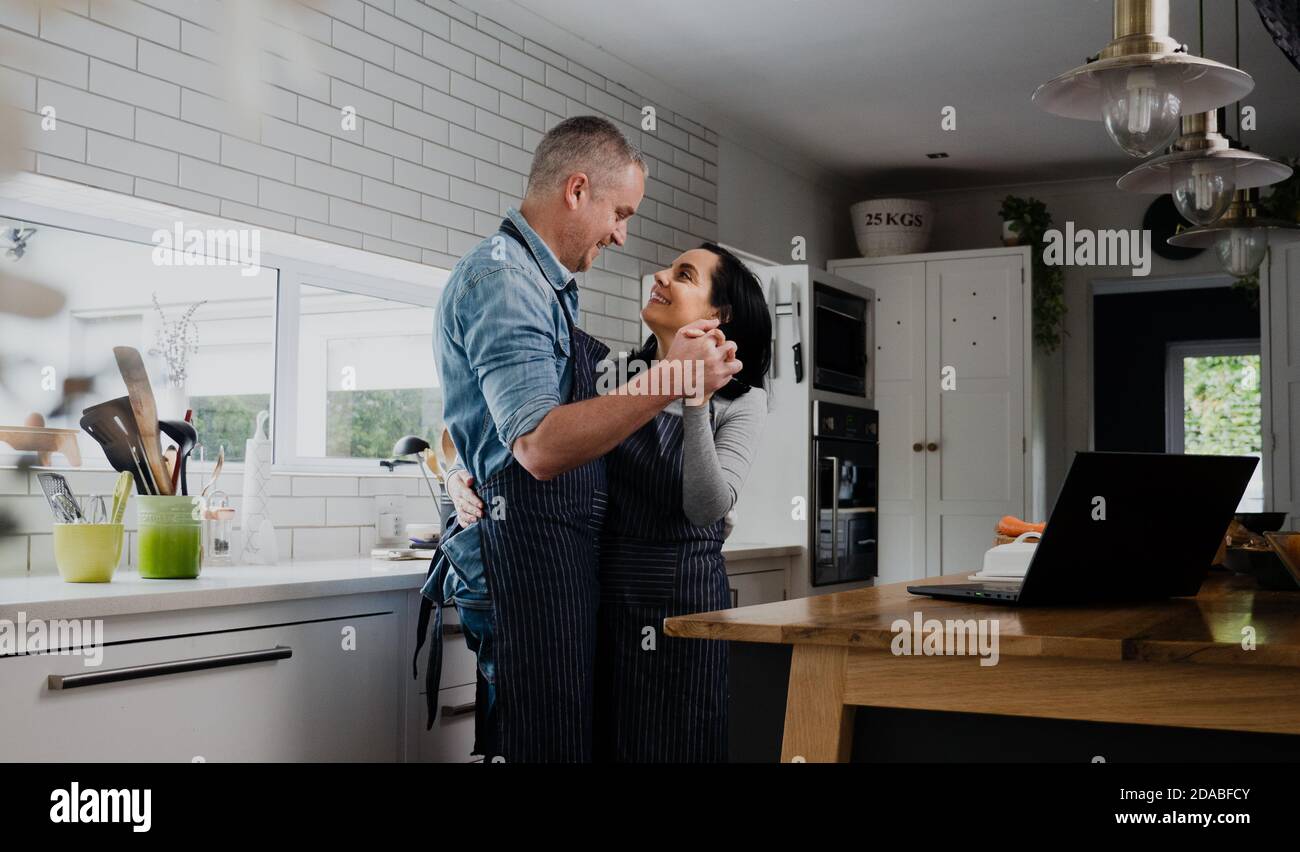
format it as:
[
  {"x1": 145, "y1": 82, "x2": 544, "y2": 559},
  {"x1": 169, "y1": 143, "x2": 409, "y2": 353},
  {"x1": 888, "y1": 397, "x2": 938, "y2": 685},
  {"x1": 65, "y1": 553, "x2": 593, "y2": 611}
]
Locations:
[
  {"x1": 442, "y1": 623, "x2": 464, "y2": 638},
  {"x1": 440, "y1": 700, "x2": 476, "y2": 717},
  {"x1": 48, "y1": 646, "x2": 292, "y2": 691}
]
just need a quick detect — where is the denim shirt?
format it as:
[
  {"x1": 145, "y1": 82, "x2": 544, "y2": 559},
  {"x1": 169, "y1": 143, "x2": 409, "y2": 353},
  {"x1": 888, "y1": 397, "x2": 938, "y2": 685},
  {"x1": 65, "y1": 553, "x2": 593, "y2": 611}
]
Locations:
[{"x1": 433, "y1": 208, "x2": 579, "y2": 596}]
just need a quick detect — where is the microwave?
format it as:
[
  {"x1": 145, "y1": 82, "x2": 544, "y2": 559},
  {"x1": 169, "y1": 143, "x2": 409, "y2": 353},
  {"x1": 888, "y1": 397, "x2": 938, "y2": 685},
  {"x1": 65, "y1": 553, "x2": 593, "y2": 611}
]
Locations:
[{"x1": 812, "y1": 282, "x2": 870, "y2": 397}]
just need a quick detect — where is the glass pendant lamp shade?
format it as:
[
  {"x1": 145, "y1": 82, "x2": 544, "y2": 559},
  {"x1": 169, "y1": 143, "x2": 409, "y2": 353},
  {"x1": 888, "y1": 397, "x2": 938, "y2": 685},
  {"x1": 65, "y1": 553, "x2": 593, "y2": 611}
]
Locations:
[
  {"x1": 1170, "y1": 158, "x2": 1235, "y2": 225},
  {"x1": 1117, "y1": 111, "x2": 1293, "y2": 224},
  {"x1": 1214, "y1": 227, "x2": 1269, "y2": 277},
  {"x1": 1167, "y1": 189, "x2": 1300, "y2": 278},
  {"x1": 1032, "y1": 0, "x2": 1253, "y2": 158},
  {"x1": 1100, "y1": 67, "x2": 1182, "y2": 156}
]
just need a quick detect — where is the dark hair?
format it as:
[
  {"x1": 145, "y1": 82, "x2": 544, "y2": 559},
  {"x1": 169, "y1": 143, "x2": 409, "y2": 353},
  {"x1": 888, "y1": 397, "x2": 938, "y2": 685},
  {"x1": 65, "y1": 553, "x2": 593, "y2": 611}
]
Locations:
[{"x1": 633, "y1": 242, "x2": 772, "y2": 400}]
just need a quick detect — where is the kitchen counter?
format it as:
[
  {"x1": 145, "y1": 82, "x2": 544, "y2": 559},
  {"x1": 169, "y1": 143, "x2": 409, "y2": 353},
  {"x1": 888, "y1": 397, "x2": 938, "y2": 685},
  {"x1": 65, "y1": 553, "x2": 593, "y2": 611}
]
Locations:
[
  {"x1": 0, "y1": 541, "x2": 800, "y2": 621},
  {"x1": 0, "y1": 558, "x2": 431, "y2": 621}
]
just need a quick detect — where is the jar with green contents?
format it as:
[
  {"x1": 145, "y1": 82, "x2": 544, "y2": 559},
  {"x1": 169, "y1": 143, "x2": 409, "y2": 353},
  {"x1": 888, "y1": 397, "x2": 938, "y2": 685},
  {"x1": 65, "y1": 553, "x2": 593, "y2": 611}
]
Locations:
[{"x1": 137, "y1": 495, "x2": 204, "y2": 579}]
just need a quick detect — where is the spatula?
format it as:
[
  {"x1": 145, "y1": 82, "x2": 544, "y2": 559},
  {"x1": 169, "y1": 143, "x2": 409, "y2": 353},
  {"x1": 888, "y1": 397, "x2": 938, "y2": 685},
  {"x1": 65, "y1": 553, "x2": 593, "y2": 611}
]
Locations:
[
  {"x1": 80, "y1": 396, "x2": 153, "y2": 495},
  {"x1": 159, "y1": 419, "x2": 198, "y2": 496},
  {"x1": 113, "y1": 346, "x2": 173, "y2": 496}
]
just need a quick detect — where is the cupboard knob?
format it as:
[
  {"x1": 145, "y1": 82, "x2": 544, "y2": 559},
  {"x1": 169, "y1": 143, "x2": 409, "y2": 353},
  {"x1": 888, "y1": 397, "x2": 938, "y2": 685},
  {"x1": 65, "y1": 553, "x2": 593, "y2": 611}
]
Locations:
[
  {"x1": 912, "y1": 442, "x2": 923, "y2": 452},
  {"x1": 927, "y1": 442, "x2": 939, "y2": 452}
]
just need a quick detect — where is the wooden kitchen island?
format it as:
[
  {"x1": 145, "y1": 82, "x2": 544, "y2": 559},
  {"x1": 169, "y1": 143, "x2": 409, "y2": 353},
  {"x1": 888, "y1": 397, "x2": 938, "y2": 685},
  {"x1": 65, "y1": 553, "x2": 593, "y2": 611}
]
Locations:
[{"x1": 664, "y1": 572, "x2": 1300, "y2": 762}]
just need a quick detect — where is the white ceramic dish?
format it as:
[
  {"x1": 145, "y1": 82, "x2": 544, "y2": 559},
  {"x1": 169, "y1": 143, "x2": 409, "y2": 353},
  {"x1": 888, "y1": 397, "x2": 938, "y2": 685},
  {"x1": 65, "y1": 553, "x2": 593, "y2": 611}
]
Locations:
[{"x1": 405, "y1": 523, "x2": 439, "y2": 542}]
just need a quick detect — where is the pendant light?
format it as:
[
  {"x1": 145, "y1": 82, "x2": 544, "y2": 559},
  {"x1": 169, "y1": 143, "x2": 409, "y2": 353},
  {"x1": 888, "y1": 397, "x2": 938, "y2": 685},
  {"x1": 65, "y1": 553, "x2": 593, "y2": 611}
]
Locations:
[
  {"x1": 1167, "y1": 188, "x2": 1300, "y2": 277},
  {"x1": 1032, "y1": 0, "x2": 1254, "y2": 157},
  {"x1": 1116, "y1": 110, "x2": 1293, "y2": 225}
]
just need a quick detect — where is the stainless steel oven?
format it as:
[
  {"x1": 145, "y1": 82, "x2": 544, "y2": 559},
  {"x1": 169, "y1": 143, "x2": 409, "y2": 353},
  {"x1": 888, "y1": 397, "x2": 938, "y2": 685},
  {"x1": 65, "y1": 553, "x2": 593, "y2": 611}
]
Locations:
[
  {"x1": 812, "y1": 282, "x2": 870, "y2": 397},
  {"x1": 812, "y1": 400, "x2": 878, "y2": 586}
]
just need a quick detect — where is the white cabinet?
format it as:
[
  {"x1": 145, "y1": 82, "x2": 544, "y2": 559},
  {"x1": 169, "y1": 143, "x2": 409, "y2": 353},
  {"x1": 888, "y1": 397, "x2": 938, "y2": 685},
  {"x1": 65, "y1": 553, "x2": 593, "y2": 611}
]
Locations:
[
  {"x1": 1, "y1": 604, "x2": 402, "y2": 761},
  {"x1": 830, "y1": 248, "x2": 1034, "y2": 580},
  {"x1": 416, "y1": 683, "x2": 479, "y2": 763},
  {"x1": 1265, "y1": 241, "x2": 1300, "y2": 530},
  {"x1": 727, "y1": 569, "x2": 786, "y2": 607}
]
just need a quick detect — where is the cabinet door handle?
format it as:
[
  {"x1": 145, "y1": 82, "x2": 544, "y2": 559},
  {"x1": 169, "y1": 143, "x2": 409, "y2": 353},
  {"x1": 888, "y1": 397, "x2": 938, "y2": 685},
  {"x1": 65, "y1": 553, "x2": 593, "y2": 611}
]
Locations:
[
  {"x1": 48, "y1": 646, "x2": 292, "y2": 691},
  {"x1": 912, "y1": 442, "x2": 923, "y2": 452},
  {"x1": 441, "y1": 700, "x2": 477, "y2": 717},
  {"x1": 927, "y1": 442, "x2": 939, "y2": 452}
]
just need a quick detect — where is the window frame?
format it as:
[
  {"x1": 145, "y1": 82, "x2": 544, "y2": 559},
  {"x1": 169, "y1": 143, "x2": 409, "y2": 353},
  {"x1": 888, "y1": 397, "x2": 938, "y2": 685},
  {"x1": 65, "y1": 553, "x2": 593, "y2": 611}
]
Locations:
[
  {"x1": 0, "y1": 194, "x2": 446, "y2": 476},
  {"x1": 274, "y1": 262, "x2": 442, "y2": 473}
]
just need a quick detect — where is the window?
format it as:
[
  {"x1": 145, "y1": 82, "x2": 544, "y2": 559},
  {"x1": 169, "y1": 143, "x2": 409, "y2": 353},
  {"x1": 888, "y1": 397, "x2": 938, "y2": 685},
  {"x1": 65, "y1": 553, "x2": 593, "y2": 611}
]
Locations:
[
  {"x1": 0, "y1": 218, "x2": 276, "y2": 467},
  {"x1": 0, "y1": 212, "x2": 444, "y2": 473},
  {"x1": 294, "y1": 284, "x2": 440, "y2": 463},
  {"x1": 1166, "y1": 339, "x2": 1264, "y2": 511}
]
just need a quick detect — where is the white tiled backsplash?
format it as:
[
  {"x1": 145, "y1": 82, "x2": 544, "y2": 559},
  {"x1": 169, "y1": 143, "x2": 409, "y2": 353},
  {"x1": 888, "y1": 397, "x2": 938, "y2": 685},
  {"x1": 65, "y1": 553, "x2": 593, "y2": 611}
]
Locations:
[
  {"x1": 0, "y1": 466, "x2": 438, "y2": 576},
  {"x1": 0, "y1": 0, "x2": 720, "y2": 354}
]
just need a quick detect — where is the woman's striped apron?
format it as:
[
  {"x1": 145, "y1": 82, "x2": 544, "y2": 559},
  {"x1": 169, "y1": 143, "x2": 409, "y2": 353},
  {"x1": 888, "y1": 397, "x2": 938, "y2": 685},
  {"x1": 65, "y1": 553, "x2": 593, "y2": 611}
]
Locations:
[{"x1": 594, "y1": 405, "x2": 730, "y2": 762}]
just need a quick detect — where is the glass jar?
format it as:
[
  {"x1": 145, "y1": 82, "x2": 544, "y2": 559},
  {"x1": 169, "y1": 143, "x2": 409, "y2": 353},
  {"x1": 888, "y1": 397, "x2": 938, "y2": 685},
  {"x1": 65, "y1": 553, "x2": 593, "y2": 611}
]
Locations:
[{"x1": 137, "y1": 495, "x2": 203, "y2": 579}]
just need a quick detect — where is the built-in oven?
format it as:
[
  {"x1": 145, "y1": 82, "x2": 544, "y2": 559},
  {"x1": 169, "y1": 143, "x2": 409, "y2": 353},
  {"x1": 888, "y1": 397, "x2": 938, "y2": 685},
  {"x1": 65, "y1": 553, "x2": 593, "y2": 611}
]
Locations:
[
  {"x1": 813, "y1": 282, "x2": 870, "y2": 398},
  {"x1": 812, "y1": 400, "x2": 878, "y2": 586}
]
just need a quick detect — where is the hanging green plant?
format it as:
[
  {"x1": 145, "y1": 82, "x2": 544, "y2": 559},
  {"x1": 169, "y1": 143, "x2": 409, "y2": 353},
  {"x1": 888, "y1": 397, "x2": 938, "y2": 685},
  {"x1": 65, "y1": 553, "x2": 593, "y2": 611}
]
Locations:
[
  {"x1": 1259, "y1": 157, "x2": 1300, "y2": 224},
  {"x1": 999, "y1": 195, "x2": 1066, "y2": 352}
]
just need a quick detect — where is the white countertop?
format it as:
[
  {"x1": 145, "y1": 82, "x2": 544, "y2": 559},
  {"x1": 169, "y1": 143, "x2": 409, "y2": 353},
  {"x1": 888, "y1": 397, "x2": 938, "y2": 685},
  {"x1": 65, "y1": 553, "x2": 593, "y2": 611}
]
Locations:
[
  {"x1": 0, "y1": 558, "x2": 431, "y2": 621},
  {"x1": 0, "y1": 542, "x2": 801, "y2": 621}
]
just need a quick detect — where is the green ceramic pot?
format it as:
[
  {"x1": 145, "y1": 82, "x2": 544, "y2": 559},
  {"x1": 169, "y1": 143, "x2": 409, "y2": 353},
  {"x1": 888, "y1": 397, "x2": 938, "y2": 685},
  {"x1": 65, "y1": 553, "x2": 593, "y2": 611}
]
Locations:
[{"x1": 137, "y1": 495, "x2": 203, "y2": 579}]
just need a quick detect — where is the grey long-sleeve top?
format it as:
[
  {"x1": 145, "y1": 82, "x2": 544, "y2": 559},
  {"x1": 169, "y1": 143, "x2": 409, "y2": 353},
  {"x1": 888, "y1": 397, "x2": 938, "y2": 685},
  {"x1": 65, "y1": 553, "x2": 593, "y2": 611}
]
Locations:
[{"x1": 662, "y1": 386, "x2": 768, "y2": 530}]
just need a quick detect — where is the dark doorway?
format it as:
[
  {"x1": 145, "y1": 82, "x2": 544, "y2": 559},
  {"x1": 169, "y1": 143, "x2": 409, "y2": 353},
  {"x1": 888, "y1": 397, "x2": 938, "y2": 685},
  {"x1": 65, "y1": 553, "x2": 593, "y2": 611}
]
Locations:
[{"x1": 1092, "y1": 285, "x2": 1260, "y2": 453}]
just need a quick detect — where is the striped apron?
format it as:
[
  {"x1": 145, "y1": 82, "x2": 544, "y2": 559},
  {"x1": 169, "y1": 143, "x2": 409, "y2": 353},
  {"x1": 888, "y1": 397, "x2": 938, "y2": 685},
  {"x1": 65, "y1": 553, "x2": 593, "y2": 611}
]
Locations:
[
  {"x1": 594, "y1": 406, "x2": 730, "y2": 762},
  {"x1": 473, "y1": 274, "x2": 610, "y2": 763}
]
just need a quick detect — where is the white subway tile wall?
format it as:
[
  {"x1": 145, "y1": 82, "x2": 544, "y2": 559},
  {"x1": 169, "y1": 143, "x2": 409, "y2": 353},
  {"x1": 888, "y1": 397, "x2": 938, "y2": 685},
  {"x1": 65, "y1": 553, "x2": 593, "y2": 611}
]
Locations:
[
  {"x1": 0, "y1": 0, "x2": 720, "y2": 348},
  {"x1": 0, "y1": 0, "x2": 723, "y2": 573},
  {"x1": 0, "y1": 470, "x2": 433, "y2": 576}
]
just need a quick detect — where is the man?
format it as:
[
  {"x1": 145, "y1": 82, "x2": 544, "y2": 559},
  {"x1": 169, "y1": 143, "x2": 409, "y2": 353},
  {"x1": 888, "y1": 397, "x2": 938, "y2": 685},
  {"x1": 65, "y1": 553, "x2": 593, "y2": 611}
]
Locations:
[{"x1": 432, "y1": 115, "x2": 739, "y2": 762}]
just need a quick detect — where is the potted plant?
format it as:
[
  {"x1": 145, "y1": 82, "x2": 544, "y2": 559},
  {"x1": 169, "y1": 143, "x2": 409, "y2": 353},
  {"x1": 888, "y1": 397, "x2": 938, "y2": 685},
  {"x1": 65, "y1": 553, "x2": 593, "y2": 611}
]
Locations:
[{"x1": 999, "y1": 195, "x2": 1066, "y2": 352}]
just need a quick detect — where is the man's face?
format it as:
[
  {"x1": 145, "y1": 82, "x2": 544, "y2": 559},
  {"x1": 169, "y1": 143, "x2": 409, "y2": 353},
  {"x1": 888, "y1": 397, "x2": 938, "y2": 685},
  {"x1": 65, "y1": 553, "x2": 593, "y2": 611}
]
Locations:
[{"x1": 564, "y1": 162, "x2": 645, "y2": 272}]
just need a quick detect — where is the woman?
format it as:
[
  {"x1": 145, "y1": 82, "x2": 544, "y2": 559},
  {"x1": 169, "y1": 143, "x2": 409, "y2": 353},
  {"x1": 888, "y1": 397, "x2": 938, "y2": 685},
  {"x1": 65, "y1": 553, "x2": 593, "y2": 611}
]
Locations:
[{"x1": 449, "y1": 242, "x2": 771, "y2": 763}]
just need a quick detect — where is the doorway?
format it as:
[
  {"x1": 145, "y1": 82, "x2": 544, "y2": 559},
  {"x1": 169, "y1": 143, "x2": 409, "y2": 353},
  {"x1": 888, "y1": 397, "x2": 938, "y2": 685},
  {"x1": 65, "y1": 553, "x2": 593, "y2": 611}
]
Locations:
[
  {"x1": 1092, "y1": 281, "x2": 1264, "y2": 509},
  {"x1": 1164, "y1": 339, "x2": 1263, "y2": 511}
]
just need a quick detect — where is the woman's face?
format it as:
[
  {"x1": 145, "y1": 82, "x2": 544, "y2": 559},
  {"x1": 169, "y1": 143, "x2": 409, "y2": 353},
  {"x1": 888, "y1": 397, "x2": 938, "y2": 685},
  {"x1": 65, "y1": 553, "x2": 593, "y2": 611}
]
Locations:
[{"x1": 642, "y1": 248, "x2": 721, "y2": 335}]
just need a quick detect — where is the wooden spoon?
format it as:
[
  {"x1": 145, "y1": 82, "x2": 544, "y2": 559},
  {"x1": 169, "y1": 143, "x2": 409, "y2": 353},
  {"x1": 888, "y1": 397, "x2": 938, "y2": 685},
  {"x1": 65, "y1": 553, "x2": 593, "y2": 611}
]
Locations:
[
  {"x1": 113, "y1": 346, "x2": 173, "y2": 496},
  {"x1": 202, "y1": 446, "x2": 225, "y2": 498}
]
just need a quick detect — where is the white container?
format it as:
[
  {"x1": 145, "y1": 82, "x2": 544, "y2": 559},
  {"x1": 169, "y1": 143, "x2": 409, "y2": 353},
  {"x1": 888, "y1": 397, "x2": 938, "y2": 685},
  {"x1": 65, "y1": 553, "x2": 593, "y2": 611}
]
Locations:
[
  {"x1": 240, "y1": 410, "x2": 274, "y2": 564},
  {"x1": 980, "y1": 531, "x2": 1041, "y2": 579},
  {"x1": 850, "y1": 198, "x2": 934, "y2": 257}
]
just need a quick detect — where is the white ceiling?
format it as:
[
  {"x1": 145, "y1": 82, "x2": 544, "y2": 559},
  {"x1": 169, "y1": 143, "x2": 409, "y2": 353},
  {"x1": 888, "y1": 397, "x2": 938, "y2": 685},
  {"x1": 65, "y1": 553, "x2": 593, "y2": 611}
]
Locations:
[{"x1": 506, "y1": 0, "x2": 1300, "y2": 192}]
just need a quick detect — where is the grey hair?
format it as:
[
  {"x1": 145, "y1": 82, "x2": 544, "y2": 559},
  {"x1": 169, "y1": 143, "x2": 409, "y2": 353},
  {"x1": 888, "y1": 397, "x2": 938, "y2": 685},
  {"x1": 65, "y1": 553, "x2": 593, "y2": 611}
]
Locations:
[{"x1": 525, "y1": 115, "x2": 645, "y2": 198}]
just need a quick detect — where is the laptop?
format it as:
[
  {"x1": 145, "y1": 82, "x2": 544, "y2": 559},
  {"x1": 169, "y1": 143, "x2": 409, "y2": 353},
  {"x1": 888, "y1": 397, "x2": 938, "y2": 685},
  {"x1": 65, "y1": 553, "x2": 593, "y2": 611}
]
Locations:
[{"x1": 907, "y1": 451, "x2": 1258, "y2": 605}]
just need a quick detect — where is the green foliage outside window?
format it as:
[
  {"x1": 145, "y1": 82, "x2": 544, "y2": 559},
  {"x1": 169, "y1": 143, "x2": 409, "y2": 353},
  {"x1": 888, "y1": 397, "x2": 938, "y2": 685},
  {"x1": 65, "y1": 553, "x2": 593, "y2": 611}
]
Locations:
[
  {"x1": 189, "y1": 393, "x2": 271, "y2": 463},
  {"x1": 1183, "y1": 355, "x2": 1261, "y2": 456},
  {"x1": 326, "y1": 387, "x2": 441, "y2": 459}
]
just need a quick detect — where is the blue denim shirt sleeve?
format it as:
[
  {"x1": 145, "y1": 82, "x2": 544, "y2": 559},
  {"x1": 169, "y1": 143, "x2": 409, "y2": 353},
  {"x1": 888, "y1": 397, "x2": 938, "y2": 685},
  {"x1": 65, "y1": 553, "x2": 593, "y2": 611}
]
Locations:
[{"x1": 450, "y1": 265, "x2": 562, "y2": 452}]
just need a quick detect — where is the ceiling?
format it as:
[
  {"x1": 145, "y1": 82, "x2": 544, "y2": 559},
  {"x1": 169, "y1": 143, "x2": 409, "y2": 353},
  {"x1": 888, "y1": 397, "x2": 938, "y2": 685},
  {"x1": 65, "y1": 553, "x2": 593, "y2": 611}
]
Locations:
[{"x1": 506, "y1": 0, "x2": 1300, "y2": 192}]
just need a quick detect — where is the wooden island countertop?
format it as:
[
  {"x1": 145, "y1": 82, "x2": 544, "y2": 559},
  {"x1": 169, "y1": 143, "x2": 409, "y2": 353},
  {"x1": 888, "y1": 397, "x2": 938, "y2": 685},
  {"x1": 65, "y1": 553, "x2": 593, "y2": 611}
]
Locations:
[{"x1": 665, "y1": 572, "x2": 1300, "y2": 761}]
